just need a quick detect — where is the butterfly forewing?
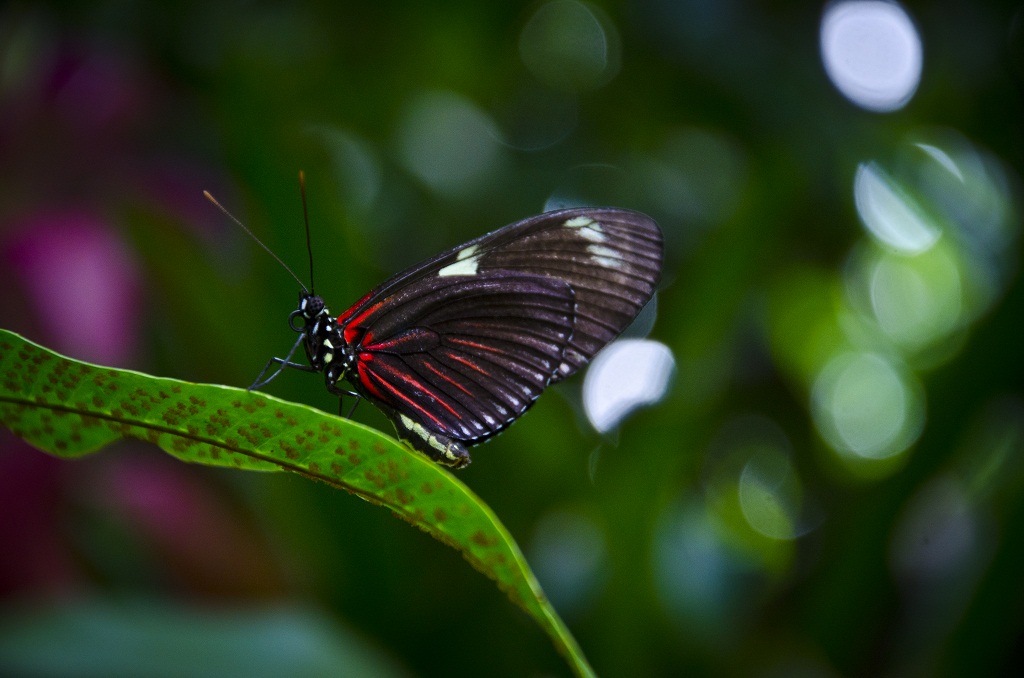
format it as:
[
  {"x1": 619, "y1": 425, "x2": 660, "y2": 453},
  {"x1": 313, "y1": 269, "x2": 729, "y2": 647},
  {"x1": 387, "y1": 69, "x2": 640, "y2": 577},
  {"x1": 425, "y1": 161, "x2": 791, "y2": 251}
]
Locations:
[{"x1": 340, "y1": 207, "x2": 662, "y2": 380}]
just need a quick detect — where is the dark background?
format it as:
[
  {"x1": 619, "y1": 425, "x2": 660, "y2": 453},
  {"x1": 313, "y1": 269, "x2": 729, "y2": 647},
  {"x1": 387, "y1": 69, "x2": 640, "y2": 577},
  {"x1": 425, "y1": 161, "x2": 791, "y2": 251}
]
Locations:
[{"x1": 1, "y1": 1, "x2": 1022, "y2": 676}]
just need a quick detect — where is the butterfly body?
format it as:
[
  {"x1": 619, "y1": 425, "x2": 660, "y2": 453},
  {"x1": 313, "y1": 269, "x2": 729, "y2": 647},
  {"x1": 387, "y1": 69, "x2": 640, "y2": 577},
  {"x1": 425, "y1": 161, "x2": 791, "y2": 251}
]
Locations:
[{"x1": 264, "y1": 207, "x2": 663, "y2": 469}]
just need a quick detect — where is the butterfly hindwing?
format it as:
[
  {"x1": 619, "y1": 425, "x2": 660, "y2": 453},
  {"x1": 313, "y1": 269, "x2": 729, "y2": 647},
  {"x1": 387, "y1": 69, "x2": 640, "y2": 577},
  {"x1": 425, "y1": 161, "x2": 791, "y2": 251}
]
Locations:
[{"x1": 349, "y1": 271, "x2": 577, "y2": 445}]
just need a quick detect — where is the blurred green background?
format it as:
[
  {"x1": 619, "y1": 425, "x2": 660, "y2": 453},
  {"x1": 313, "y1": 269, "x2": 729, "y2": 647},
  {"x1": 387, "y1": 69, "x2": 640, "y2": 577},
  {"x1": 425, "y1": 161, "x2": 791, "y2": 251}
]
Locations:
[{"x1": 1, "y1": 1, "x2": 1022, "y2": 676}]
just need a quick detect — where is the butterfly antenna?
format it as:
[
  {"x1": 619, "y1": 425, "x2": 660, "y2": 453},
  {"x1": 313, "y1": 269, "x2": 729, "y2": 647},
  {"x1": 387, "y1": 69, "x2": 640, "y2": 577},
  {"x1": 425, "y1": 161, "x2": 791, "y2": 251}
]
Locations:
[
  {"x1": 203, "y1": 190, "x2": 309, "y2": 293},
  {"x1": 299, "y1": 171, "x2": 315, "y2": 294}
]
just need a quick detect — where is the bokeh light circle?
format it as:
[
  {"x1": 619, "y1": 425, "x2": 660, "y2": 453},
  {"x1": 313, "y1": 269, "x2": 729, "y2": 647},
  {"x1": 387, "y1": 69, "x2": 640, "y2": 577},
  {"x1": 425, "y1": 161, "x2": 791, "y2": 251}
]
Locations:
[
  {"x1": 395, "y1": 90, "x2": 503, "y2": 198},
  {"x1": 583, "y1": 339, "x2": 674, "y2": 434},
  {"x1": 812, "y1": 351, "x2": 924, "y2": 460},
  {"x1": 854, "y1": 161, "x2": 940, "y2": 254},
  {"x1": 820, "y1": 0, "x2": 922, "y2": 112},
  {"x1": 519, "y1": 0, "x2": 620, "y2": 92}
]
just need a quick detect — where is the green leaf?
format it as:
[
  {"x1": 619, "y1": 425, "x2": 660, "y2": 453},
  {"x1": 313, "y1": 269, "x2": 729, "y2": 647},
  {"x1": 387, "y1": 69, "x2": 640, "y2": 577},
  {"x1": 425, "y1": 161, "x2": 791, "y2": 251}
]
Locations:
[{"x1": 0, "y1": 329, "x2": 594, "y2": 678}]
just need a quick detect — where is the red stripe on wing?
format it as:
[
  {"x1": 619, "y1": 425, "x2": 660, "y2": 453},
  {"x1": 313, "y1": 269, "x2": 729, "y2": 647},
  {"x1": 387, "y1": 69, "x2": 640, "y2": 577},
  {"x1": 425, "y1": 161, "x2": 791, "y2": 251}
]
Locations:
[
  {"x1": 445, "y1": 351, "x2": 490, "y2": 376},
  {"x1": 335, "y1": 292, "x2": 374, "y2": 324},
  {"x1": 422, "y1": 360, "x2": 474, "y2": 396},
  {"x1": 356, "y1": 358, "x2": 386, "y2": 401},
  {"x1": 358, "y1": 353, "x2": 462, "y2": 429},
  {"x1": 447, "y1": 337, "x2": 503, "y2": 354},
  {"x1": 343, "y1": 301, "x2": 384, "y2": 344}
]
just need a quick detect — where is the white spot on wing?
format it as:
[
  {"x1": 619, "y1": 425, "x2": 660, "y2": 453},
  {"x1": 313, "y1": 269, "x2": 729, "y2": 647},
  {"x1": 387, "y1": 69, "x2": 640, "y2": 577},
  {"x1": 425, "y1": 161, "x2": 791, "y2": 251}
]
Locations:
[
  {"x1": 564, "y1": 215, "x2": 608, "y2": 241},
  {"x1": 581, "y1": 225, "x2": 606, "y2": 242},
  {"x1": 456, "y1": 245, "x2": 479, "y2": 260},
  {"x1": 586, "y1": 245, "x2": 624, "y2": 269},
  {"x1": 438, "y1": 255, "x2": 480, "y2": 276}
]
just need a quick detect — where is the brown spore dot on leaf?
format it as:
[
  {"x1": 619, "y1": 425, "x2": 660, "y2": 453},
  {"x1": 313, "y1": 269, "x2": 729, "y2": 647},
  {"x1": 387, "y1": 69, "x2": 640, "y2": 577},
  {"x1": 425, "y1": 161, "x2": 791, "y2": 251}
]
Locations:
[{"x1": 470, "y1": 531, "x2": 499, "y2": 548}]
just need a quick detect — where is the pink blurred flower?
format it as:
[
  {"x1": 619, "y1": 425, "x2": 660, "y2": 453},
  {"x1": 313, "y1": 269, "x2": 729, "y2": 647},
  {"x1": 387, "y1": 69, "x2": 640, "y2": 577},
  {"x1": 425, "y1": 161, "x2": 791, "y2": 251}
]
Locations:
[{"x1": 3, "y1": 211, "x2": 142, "y2": 367}]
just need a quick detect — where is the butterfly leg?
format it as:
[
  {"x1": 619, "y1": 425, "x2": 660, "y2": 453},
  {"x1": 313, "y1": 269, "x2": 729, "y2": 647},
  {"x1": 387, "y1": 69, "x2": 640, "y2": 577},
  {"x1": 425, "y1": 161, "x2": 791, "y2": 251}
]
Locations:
[
  {"x1": 390, "y1": 411, "x2": 471, "y2": 469},
  {"x1": 330, "y1": 393, "x2": 362, "y2": 418},
  {"x1": 248, "y1": 334, "x2": 313, "y2": 390}
]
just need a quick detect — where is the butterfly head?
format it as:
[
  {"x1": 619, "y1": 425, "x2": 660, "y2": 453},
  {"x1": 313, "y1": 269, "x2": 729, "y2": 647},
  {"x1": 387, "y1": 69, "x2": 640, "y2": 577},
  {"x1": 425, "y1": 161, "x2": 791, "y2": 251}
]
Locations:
[
  {"x1": 289, "y1": 291, "x2": 347, "y2": 377},
  {"x1": 288, "y1": 291, "x2": 324, "y2": 331}
]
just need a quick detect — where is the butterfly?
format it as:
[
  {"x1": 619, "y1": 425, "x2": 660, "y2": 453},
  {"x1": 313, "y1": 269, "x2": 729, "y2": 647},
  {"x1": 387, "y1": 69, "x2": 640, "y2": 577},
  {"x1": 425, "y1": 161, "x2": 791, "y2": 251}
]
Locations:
[{"x1": 207, "y1": 183, "x2": 662, "y2": 468}]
